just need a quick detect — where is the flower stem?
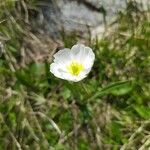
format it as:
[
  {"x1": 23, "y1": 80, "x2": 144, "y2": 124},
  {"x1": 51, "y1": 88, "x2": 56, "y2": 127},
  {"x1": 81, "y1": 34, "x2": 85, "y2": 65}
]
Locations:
[{"x1": 81, "y1": 82, "x2": 90, "y2": 96}]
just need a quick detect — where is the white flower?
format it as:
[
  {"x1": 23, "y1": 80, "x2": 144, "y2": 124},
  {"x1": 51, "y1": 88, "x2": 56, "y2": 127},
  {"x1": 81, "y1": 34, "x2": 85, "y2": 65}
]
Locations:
[{"x1": 50, "y1": 44, "x2": 95, "y2": 82}]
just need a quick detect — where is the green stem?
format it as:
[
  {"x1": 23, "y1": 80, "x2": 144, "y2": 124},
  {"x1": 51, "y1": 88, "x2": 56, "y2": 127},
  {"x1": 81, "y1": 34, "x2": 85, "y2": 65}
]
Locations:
[{"x1": 81, "y1": 82, "x2": 90, "y2": 96}]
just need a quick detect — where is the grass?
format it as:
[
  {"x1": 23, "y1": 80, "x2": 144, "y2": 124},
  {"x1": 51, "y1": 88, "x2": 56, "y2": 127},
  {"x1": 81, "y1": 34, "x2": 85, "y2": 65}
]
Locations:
[{"x1": 0, "y1": 0, "x2": 150, "y2": 150}]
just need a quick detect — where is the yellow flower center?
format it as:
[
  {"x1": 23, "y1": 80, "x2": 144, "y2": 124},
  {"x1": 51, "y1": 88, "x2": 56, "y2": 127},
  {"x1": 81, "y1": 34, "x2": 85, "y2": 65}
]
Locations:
[{"x1": 67, "y1": 61, "x2": 84, "y2": 76}]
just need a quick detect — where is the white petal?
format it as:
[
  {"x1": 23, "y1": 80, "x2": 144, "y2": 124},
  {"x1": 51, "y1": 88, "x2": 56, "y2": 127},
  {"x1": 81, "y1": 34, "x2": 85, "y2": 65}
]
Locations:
[
  {"x1": 66, "y1": 75, "x2": 85, "y2": 82},
  {"x1": 50, "y1": 63, "x2": 62, "y2": 78},
  {"x1": 68, "y1": 68, "x2": 91, "y2": 82},
  {"x1": 74, "y1": 75, "x2": 86, "y2": 82},
  {"x1": 62, "y1": 73, "x2": 76, "y2": 82},
  {"x1": 83, "y1": 47, "x2": 95, "y2": 69},
  {"x1": 53, "y1": 48, "x2": 71, "y2": 65},
  {"x1": 70, "y1": 44, "x2": 86, "y2": 62},
  {"x1": 82, "y1": 68, "x2": 92, "y2": 76},
  {"x1": 50, "y1": 63, "x2": 68, "y2": 79},
  {"x1": 71, "y1": 44, "x2": 95, "y2": 68},
  {"x1": 75, "y1": 68, "x2": 91, "y2": 81},
  {"x1": 50, "y1": 63, "x2": 86, "y2": 82},
  {"x1": 50, "y1": 62, "x2": 79, "y2": 81}
]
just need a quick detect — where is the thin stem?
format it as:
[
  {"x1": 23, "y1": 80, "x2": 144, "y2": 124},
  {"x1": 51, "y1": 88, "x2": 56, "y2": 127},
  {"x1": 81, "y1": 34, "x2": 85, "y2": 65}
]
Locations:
[
  {"x1": 1, "y1": 114, "x2": 22, "y2": 150},
  {"x1": 81, "y1": 82, "x2": 90, "y2": 96}
]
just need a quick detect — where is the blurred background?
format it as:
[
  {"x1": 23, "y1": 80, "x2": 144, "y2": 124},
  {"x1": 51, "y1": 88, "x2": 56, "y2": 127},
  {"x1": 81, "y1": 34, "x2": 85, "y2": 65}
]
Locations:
[{"x1": 0, "y1": 0, "x2": 150, "y2": 149}]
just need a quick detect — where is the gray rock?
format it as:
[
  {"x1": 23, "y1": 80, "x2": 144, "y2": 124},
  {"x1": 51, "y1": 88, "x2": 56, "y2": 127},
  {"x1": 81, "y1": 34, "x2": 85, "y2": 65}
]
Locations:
[{"x1": 37, "y1": 0, "x2": 149, "y2": 38}]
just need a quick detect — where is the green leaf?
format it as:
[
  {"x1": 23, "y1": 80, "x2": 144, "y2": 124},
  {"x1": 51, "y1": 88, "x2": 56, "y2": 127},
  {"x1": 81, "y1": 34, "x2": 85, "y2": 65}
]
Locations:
[
  {"x1": 88, "y1": 80, "x2": 133, "y2": 101},
  {"x1": 60, "y1": 87, "x2": 71, "y2": 100},
  {"x1": 29, "y1": 62, "x2": 45, "y2": 77},
  {"x1": 134, "y1": 105, "x2": 150, "y2": 119},
  {"x1": 109, "y1": 121, "x2": 122, "y2": 143},
  {"x1": 110, "y1": 83, "x2": 133, "y2": 96},
  {"x1": 15, "y1": 69, "x2": 33, "y2": 87}
]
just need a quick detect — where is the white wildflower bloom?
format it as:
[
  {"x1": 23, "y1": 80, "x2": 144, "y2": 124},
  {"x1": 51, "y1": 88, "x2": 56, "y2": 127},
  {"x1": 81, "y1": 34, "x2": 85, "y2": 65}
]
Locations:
[{"x1": 50, "y1": 44, "x2": 95, "y2": 82}]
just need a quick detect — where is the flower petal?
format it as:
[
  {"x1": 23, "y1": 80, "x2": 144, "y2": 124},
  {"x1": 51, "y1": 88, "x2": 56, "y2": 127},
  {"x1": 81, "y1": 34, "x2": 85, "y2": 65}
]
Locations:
[
  {"x1": 50, "y1": 63, "x2": 62, "y2": 79},
  {"x1": 50, "y1": 63, "x2": 87, "y2": 82},
  {"x1": 70, "y1": 44, "x2": 86, "y2": 62},
  {"x1": 71, "y1": 44, "x2": 95, "y2": 69},
  {"x1": 83, "y1": 47, "x2": 95, "y2": 69},
  {"x1": 50, "y1": 62, "x2": 77, "y2": 81},
  {"x1": 53, "y1": 48, "x2": 71, "y2": 65}
]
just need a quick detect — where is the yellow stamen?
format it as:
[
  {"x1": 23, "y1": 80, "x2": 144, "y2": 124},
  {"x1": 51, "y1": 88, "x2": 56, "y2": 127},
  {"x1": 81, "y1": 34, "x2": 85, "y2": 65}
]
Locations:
[{"x1": 67, "y1": 61, "x2": 84, "y2": 76}]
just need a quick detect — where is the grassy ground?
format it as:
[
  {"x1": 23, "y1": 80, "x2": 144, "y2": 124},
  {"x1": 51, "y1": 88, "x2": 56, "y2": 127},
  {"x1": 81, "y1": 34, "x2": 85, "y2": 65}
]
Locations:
[{"x1": 0, "y1": 1, "x2": 150, "y2": 150}]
